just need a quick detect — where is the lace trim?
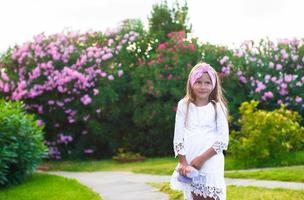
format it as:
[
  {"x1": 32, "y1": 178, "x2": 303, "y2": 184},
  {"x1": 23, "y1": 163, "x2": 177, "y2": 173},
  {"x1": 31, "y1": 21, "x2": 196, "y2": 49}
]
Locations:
[
  {"x1": 190, "y1": 182, "x2": 223, "y2": 200},
  {"x1": 175, "y1": 142, "x2": 184, "y2": 154},
  {"x1": 212, "y1": 141, "x2": 227, "y2": 154}
]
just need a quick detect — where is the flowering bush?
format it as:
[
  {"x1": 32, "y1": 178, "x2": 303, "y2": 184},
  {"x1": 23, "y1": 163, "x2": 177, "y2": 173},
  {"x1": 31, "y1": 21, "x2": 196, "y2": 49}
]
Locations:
[
  {"x1": 217, "y1": 38, "x2": 304, "y2": 115},
  {"x1": 127, "y1": 31, "x2": 201, "y2": 156},
  {"x1": 0, "y1": 29, "x2": 139, "y2": 159}
]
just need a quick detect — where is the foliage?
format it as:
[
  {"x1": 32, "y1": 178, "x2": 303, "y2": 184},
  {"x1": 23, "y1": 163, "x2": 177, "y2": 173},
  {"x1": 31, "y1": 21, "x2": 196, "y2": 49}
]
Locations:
[
  {"x1": 229, "y1": 100, "x2": 304, "y2": 164},
  {"x1": 112, "y1": 148, "x2": 145, "y2": 163},
  {"x1": 0, "y1": 100, "x2": 47, "y2": 187}
]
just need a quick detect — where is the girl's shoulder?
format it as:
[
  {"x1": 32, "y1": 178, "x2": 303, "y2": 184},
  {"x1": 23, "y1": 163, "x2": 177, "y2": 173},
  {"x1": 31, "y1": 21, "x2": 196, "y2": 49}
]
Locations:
[
  {"x1": 178, "y1": 98, "x2": 188, "y2": 105},
  {"x1": 176, "y1": 98, "x2": 189, "y2": 112},
  {"x1": 214, "y1": 101, "x2": 228, "y2": 118}
]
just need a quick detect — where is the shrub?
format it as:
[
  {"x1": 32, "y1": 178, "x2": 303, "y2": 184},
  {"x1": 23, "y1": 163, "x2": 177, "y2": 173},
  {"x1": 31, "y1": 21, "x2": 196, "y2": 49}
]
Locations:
[
  {"x1": 0, "y1": 99, "x2": 47, "y2": 187},
  {"x1": 218, "y1": 39, "x2": 304, "y2": 115},
  {"x1": 112, "y1": 148, "x2": 145, "y2": 163},
  {"x1": 127, "y1": 30, "x2": 201, "y2": 156},
  {"x1": 0, "y1": 29, "x2": 140, "y2": 160},
  {"x1": 229, "y1": 100, "x2": 304, "y2": 164}
]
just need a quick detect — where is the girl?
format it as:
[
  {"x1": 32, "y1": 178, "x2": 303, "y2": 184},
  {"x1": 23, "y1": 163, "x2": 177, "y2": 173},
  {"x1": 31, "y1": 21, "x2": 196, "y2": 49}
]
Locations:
[{"x1": 170, "y1": 63, "x2": 229, "y2": 200}]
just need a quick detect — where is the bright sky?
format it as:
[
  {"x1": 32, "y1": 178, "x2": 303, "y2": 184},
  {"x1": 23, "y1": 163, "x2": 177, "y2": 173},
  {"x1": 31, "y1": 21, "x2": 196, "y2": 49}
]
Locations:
[{"x1": 1, "y1": 0, "x2": 303, "y2": 52}]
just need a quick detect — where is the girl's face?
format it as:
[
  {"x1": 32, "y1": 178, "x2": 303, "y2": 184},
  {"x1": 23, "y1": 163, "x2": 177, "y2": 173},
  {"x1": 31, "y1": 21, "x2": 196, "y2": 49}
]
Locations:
[{"x1": 192, "y1": 73, "x2": 213, "y2": 101}]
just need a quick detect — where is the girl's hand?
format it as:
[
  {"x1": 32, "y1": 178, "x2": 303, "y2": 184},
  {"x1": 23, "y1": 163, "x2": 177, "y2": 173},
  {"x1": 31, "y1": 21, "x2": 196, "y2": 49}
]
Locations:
[
  {"x1": 190, "y1": 155, "x2": 205, "y2": 170},
  {"x1": 177, "y1": 163, "x2": 189, "y2": 176}
]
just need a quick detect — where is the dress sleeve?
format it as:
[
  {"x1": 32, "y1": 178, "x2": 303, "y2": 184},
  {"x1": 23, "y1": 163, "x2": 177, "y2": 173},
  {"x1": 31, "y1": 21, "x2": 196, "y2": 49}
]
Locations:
[
  {"x1": 173, "y1": 100, "x2": 186, "y2": 157},
  {"x1": 211, "y1": 103, "x2": 229, "y2": 154}
]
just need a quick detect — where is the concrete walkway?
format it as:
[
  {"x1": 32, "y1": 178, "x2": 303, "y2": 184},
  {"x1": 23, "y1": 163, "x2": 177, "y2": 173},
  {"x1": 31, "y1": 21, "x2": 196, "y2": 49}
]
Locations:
[{"x1": 44, "y1": 171, "x2": 304, "y2": 200}]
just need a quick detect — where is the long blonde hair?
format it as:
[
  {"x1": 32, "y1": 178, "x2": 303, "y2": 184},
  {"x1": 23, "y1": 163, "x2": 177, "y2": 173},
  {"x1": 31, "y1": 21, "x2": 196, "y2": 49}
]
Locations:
[{"x1": 183, "y1": 63, "x2": 229, "y2": 127}]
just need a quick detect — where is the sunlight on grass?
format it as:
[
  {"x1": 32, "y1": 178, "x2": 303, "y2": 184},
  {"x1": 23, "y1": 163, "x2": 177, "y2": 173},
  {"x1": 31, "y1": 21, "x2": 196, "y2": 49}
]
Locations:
[
  {"x1": 150, "y1": 182, "x2": 304, "y2": 200},
  {"x1": 0, "y1": 173, "x2": 101, "y2": 200},
  {"x1": 225, "y1": 165, "x2": 304, "y2": 182}
]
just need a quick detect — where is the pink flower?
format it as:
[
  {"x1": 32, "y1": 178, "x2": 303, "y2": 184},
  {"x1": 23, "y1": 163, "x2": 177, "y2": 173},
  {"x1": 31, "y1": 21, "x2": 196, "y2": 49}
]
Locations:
[
  {"x1": 262, "y1": 91, "x2": 274, "y2": 100},
  {"x1": 292, "y1": 55, "x2": 298, "y2": 61},
  {"x1": 118, "y1": 70, "x2": 124, "y2": 77},
  {"x1": 129, "y1": 36, "x2": 136, "y2": 41},
  {"x1": 239, "y1": 76, "x2": 247, "y2": 83},
  {"x1": 268, "y1": 62, "x2": 274, "y2": 68},
  {"x1": 284, "y1": 74, "x2": 294, "y2": 83},
  {"x1": 264, "y1": 75, "x2": 271, "y2": 82},
  {"x1": 108, "y1": 75, "x2": 114, "y2": 80},
  {"x1": 295, "y1": 96, "x2": 302, "y2": 103},
  {"x1": 221, "y1": 66, "x2": 230, "y2": 76},
  {"x1": 279, "y1": 88, "x2": 288, "y2": 96},
  {"x1": 80, "y1": 94, "x2": 92, "y2": 105},
  {"x1": 255, "y1": 81, "x2": 266, "y2": 93},
  {"x1": 271, "y1": 77, "x2": 277, "y2": 82},
  {"x1": 101, "y1": 53, "x2": 113, "y2": 60},
  {"x1": 280, "y1": 83, "x2": 287, "y2": 89},
  {"x1": 38, "y1": 105, "x2": 43, "y2": 114},
  {"x1": 168, "y1": 74, "x2": 173, "y2": 80},
  {"x1": 68, "y1": 118, "x2": 75, "y2": 123},
  {"x1": 93, "y1": 89, "x2": 99, "y2": 96},
  {"x1": 100, "y1": 72, "x2": 107, "y2": 77},
  {"x1": 158, "y1": 43, "x2": 167, "y2": 49},
  {"x1": 3, "y1": 83, "x2": 9, "y2": 92},
  {"x1": 84, "y1": 149, "x2": 94, "y2": 154},
  {"x1": 37, "y1": 119, "x2": 44, "y2": 126},
  {"x1": 1, "y1": 72, "x2": 9, "y2": 81},
  {"x1": 220, "y1": 56, "x2": 229, "y2": 65},
  {"x1": 235, "y1": 50, "x2": 243, "y2": 57},
  {"x1": 276, "y1": 64, "x2": 283, "y2": 70}
]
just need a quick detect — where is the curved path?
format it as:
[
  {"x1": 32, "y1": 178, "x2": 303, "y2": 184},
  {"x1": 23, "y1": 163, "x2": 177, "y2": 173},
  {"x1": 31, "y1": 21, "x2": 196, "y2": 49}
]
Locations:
[{"x1": 44, "y1": 171, "x2": 304, "y2": 200}]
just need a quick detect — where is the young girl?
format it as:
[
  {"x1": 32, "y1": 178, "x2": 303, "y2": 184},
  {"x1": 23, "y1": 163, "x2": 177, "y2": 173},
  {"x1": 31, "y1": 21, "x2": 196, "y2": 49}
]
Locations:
[{"x1": 170, "y1": 63, "x2": 229, "y2": 200}]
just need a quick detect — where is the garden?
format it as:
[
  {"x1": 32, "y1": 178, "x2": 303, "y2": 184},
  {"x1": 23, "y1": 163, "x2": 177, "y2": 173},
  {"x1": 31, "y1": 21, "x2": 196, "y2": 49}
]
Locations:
[{"x1": 0, "y1": 1, "x2": 303, "y2": 200}]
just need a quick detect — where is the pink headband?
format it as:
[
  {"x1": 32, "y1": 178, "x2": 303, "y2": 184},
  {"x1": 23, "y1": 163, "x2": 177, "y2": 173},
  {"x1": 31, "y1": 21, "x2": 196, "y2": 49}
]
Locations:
[{"x1": 190, "y1": 63, "x2": 216, "y2": 89}]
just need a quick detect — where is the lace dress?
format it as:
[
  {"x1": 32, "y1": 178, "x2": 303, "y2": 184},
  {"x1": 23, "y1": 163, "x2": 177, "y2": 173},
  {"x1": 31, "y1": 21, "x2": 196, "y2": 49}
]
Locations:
[{"x1": 170, "y1": 99, "x2": 229, "y2": 200}]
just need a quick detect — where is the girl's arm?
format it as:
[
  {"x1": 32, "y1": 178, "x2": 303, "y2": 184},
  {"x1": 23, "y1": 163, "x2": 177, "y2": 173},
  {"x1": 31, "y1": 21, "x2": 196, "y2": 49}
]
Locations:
[
  {"x1": 174, "y1": 100, "x2": 191, "y2": 175},
  {"x1": 173, "y1": 100, "x2": 187, "y2": 158},
  {"x1": 177, "y1": 154, "x2": 189, "y2": 176},
  {"x1": 191, "y1": 103, "x2": 229, "y2": 169},
  {"x1": 211, "y1": 103, "x2": 229, "y2": 154},
  {"x1": 191, "y1": 147, "x2": 216, "y2": 169}
]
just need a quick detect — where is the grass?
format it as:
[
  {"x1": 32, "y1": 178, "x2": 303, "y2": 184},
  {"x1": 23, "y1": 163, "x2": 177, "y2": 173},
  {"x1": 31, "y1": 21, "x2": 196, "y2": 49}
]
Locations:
[
  {"x1": 224, "y1": 151, "x2": 304, "y2": 170},
  {"x1": 43, "y1": 157, "x2": 177, "y2": 175},
  {"x1": 150, "y1": 182, "x2": 304, "y2": 200},
  {"x1": 43, "y1": 151, "x2": 304, "y2": 172},
  {"x1": 41, "y1": 151, "x2": 304, "y2": 182},
  {"x1": 225, "y1": 165, "x2": 304, "y2": 182},
  {"x1": 0, "y1": 173, "x2": 102, "y2": 200}
]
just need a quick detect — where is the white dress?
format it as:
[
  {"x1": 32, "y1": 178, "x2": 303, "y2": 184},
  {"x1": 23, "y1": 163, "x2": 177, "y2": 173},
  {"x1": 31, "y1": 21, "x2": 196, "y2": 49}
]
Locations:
[{"x1": 170, "y1": 98, "x2": 229, "y2": 200}]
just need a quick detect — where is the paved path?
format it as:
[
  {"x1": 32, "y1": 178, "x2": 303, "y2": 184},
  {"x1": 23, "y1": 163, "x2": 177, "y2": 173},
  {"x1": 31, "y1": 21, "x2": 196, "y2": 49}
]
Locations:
[
  {"x1": 43, "y1": 171, "x2": 304, "y2": 200},
  {"x1": 45, "y1": 171, "x2": 169, "y2": 200}
]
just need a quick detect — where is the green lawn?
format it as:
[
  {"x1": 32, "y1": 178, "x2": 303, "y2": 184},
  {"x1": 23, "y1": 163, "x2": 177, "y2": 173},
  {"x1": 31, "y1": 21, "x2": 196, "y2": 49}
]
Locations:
[
  {"x1": 41, "y1": 152, "x2": 304, "y2": 183},
  {"x1": 43, "y1": 157, "x2": 177, "y2": 175},
  {"x1": 225, "y1": 165, "x2": 304, "y2": 182},
  {"x1": 150, "y1": 182, "x2": 304, "y2": 200},
  {"x1": 0, "y1": 173, "x2": 101, "y2": 200},
  {"x1": 43, "y1": 151, "x2": 304, "y2": 172}
]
